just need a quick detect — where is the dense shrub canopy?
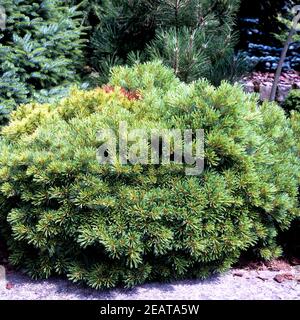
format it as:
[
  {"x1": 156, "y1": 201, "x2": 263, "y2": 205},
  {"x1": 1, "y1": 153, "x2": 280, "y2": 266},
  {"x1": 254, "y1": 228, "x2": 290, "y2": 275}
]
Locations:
[
  {"x1": 284, "y1": 90, "x2": 300, "y2": 114},
  {"x1": 285, "y1": 111, "x2": 300, "y2": 257},
  {"x1": 0, "y1": 0, "x2": 85, "y2": 125},
  {"x1": 0, "y1": 62, "x2": 299, "y2": 289}
]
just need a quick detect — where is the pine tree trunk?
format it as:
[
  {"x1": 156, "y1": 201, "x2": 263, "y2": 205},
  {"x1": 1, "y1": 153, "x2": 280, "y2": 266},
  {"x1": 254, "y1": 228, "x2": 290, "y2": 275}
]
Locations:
[
  {"x1": 269, "y1": 29, "x2": 295, "y2": 102},
  {"x1": 270, "y1": 6, "x2": 300, "y2": 102},
  {"x1": 173, "y1": 0, "x2": 180, "y2": 76}
]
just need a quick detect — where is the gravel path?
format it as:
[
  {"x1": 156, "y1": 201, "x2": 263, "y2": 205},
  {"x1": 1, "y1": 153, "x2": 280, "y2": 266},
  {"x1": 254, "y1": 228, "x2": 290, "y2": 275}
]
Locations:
[{"x1": 0, "y1": 268, "x2": 299, "y2": 300}]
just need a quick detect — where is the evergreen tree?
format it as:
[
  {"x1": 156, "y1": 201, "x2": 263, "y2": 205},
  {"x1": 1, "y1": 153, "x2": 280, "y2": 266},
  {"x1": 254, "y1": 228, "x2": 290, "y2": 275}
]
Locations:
[
  {"x1": 0, "y1": 0, "x2": 86, "y2": 125},
  {"x1": 146, "y1": 0, "x2": 246, "y2": 84},
  {"x1": 90, "y1": 0, "x2": 157, "y2": 82},
  {"x1": 67, "y1": 0, "x2": 102, "y2": 28},
  {"x1": 90, "y1": 0, "x2": 246, "y2": 84}
]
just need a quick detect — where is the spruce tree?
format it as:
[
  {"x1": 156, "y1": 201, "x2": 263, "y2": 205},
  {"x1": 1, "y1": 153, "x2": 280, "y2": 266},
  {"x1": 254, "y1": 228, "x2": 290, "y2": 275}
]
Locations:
[{"x1": 0, "y1": 0, "x2": 85, "y2": 125}]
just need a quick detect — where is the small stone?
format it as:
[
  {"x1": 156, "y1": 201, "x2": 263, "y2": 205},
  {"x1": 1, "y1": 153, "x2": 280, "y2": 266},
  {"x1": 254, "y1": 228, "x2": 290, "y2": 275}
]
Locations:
[
  {"x1": 274, "y1": 275, "x2": 285, "y2": 283},
  {"x1": 259, "y1": 84, "x2": 272, "y2": 101},
  {"x1": 6, "y1": 282, "x2": 13, "y2": 290},
  {"x1": 276, "y1": 85, "x2": 292, "y2": 103},
  {"x1": 233, "y1": 272, "x2": 244, "y2": 277},
  {"x1": 283, "y1": 274, "x2": 294, "y2": 281},
  {"x1": 290, "y1": 257, "x2": 300, "y2": 266},
  {"x1": 257, "y1": 276, "x2": 268, "y2": 281},
  {"x1": 243, "y1": 82, "x2": 255, "y2": 93},
  {"x1": 294, "y1": 265, "x2": 300, "y2": 272}
]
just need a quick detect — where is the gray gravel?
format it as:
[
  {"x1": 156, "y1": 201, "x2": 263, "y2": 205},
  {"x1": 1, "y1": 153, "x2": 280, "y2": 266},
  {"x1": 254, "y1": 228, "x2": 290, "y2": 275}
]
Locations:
[{"x1": 0, "y1": 268, "x2": 299, "y2": 300}]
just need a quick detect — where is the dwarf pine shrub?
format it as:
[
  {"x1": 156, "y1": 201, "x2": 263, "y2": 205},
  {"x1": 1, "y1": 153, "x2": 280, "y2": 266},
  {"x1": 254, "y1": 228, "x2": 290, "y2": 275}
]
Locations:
[
  {"x1": 288, "y1": 111, "x2": 300, "y2": 256},
  {"x1": 0, "y1": 62, "x2": 299, "y2": 289}
]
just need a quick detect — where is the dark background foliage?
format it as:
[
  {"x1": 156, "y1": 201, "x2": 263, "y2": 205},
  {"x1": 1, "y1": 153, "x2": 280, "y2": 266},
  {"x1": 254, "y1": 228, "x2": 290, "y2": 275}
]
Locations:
[{"x1": 238, "y1": 0, "x2": 300, "y2": 71}]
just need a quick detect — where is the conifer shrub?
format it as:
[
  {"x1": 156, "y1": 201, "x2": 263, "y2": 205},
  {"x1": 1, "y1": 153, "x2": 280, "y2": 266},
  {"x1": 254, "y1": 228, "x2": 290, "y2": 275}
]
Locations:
[
  {"x1": 0, "y1": 62, "x2": 299, "y2": 289},
  {"x1": 0, "y1": 0, "x2": 85, "y2": 125},
  {"x1": 284, "y1": 90, "x2": 300, "y2": 114},
  {"x1": 286, "y1": 111, "x2": 300, "y2": 257}
]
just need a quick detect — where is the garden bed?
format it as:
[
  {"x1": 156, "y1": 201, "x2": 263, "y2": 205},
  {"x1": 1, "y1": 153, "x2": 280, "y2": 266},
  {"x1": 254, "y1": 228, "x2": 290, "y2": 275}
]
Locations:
[
  {"x1": 0, "y1": 264, "x2": 299, "y2": 300},
  {"x1": 1, "y1": 239, "x2": 299, "y2": 300},
  {"x1": 241, "y1": 70, "x2": 300, "y2": 102}
]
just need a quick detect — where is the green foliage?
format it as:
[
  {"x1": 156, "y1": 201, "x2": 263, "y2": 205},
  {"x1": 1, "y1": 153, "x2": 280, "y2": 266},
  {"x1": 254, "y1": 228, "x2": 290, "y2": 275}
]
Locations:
[
  {"x1": 146, "y1": 0, "x2": 246, "y2": 85},
  {"x1": 283, "y1": 89, "x2": 300, "y2": 114},
  {"x1": 0, "y1": 62, "x2": 299, "y2": 289},
  {"x1": 274, "y1": 1, "x2": 300, "y2": 44},
  {"x1": 290, "y1": 111, "x2": 300, "y2": 174},
  {"x1": 90, "y1": 0, "x2": 157, "y2": 83},
  {"x1": 0, "y1": 0, "x2": 86, "y2": 125},
  {"x1": 90, "y1": 0, "x2": 247, "y2": 85},
  {"x1": 290, "y1": 111, "x2": 300, "y2": 220},
  {"x1": 286, "y1": 111, "x2": 300, "y2": 257}
]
